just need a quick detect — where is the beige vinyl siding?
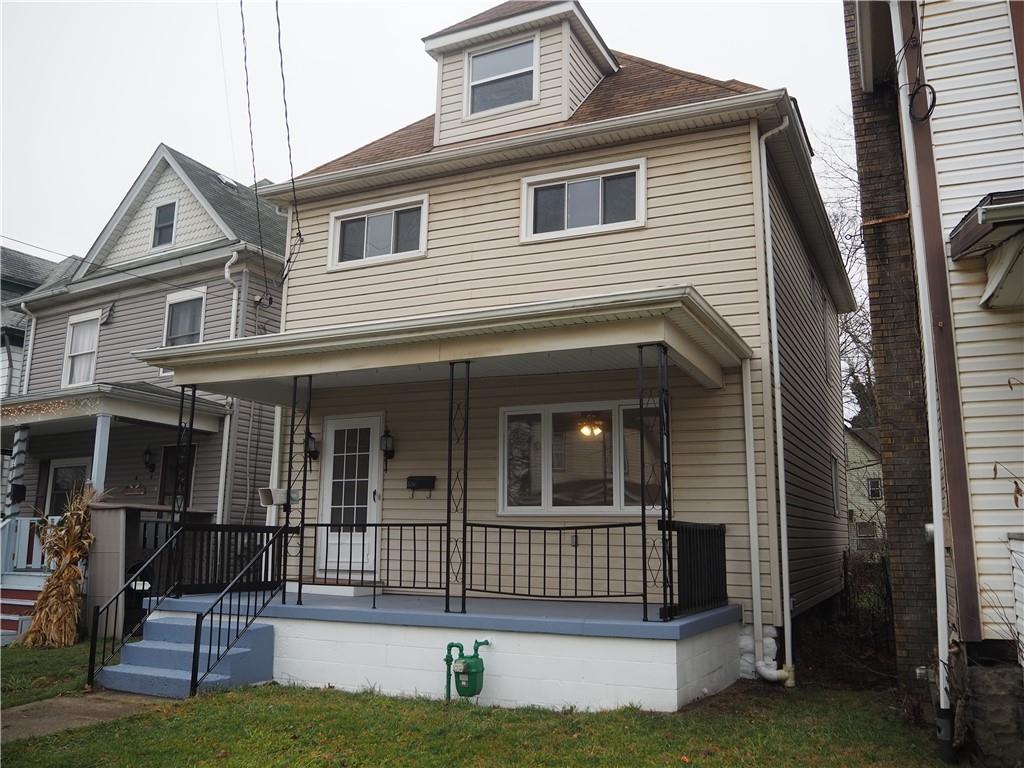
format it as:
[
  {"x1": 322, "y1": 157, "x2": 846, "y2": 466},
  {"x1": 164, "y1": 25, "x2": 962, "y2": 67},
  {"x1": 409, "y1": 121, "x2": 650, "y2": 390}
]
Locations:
[
  {"x1": 768, "y1": 169, "x2": 847, "y2": 615},
  {"x1": 920, "y1": 0, "x2": 1024, "y2": 238},
  {"x1": 24, "y1": 268, "x2": 233, "y2": 396},
  {"x1": 286, "y1": 126, "x2": 761, "y2": 341},
  {"x1": 567, "y1": 29, "x2": 602, "y2": 113},
  {"x1": 279, "y1": 367, "x2": 777, "y2": 624},
  {"x1": 436, "y1": 25, "x2": 566, "y2": 146},
  {"x1": 100, "y1": 162, "x2": 224, "y2": 269},
  {"x1": 947, "y1": 255, "x2": 1024, "y2": 639}
]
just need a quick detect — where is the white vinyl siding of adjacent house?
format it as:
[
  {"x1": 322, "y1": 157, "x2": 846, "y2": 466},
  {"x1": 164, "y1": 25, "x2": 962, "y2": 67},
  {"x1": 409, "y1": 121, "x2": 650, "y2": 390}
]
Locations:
[
  {"x1": 768, "y1": 168, "x2": 847, "y2": 615},
  {"x1": 567, "y1": 28, "x2": 602, "y2": 112},
  {"x1": 919, "y1": 0, "x2": 1024, "y2": 238},
  {"x1": 436, "y1": 25, "x2": 567, "y2": 146},
  {"x1": 99, "y1": 163, "x2": 225, "y2": 270},
  {"x1": 947, "y1": 255, "x2": 1024, "y2": 639}
]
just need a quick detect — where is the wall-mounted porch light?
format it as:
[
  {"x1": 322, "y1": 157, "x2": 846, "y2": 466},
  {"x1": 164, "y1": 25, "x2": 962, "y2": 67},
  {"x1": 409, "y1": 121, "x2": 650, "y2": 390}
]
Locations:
[
  {"x1": 577, "y1": 414, "x2": 604, "y2": 437},
  {"x1": 304, "y1": 431, "x2": 320, "y2": 461},
  {"x1": 381, "y1": 428, "x2": 395, "y2": 471},
  {"x1": 143, "y1": 448, "x2": 156, "y2": 478}
]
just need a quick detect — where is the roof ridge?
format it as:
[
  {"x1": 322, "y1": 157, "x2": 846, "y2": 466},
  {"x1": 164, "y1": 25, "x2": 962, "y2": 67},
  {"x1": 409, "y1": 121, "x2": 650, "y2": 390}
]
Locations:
[{"x1": 612, "y1": 51, "x2": 759, "y2": 94}]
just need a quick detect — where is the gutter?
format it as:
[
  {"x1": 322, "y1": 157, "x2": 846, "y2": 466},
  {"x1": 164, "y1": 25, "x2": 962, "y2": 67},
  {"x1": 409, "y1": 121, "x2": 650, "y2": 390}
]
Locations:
[
  {"x1": 217, "y1": 251, "x2": 240, "y2": 524},
  {"x1": 758, "y1": 116, "x2": 795, "y2": 686},
  {"x1": 889, "y1": 0, "x2": 951, "y2": 719},
  {"x1": 18, "y1": 303, "x2": 35, "y2": 396}
]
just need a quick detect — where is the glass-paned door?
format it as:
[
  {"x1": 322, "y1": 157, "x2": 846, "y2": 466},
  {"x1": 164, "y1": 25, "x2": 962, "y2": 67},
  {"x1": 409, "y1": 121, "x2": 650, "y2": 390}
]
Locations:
[
  {"x1": 45, "y1": 458, "x2": 92, "y2": 515},
  {"x1": 318, "y1": 416, "x2": 381, "y2": 575}
]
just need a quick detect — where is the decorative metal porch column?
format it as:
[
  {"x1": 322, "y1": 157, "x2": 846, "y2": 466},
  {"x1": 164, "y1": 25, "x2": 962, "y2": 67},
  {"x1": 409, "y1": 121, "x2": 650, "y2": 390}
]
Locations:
[
  {"x1": 637, "y1": 344, "x2": 677, "y2": 621},
  {"x1": 171, "y1": 385, "x2": 197, "y2": 524},
  {"x1": 445, "y1": 361, "x2": 470, "y2": 614},
  {"x1": 284, "y1": 374, "x2": 314, "y2": 606}
]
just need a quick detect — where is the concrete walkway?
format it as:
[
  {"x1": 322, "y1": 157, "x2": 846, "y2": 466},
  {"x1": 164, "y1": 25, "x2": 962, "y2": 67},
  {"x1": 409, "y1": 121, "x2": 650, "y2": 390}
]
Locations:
[{"x1": 1, "y1": 691, "x2": 168, "y2": 743}]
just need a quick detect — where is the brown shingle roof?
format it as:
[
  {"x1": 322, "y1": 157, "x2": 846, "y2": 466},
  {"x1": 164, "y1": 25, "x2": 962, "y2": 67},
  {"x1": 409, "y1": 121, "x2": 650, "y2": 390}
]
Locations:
[
  {"x1": 425, "y1": 1, "x2": 563, "y2": 39},
  {"x1": 299, "y1": 52, "x2": 764, "y2": 179}
]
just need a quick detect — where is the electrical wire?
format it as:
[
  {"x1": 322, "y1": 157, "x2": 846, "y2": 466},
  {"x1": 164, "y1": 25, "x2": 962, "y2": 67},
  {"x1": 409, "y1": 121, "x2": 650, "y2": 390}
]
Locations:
[
  {"x1": 274, "y1": 0, "x2": 305, "y2": 283},
  {"x1": 1, "y1": 235, "x2": 209, "y2": 295},
  {"x1": 238, "y1": 0, "x2": 273, "y2": 305}
]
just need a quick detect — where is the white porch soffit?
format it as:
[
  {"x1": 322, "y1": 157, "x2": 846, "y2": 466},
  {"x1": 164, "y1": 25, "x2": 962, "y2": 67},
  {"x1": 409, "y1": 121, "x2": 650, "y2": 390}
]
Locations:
[
  {"x1": 0, "y1": 383, "x2": 225, "y2": 435},
  {"x1": 136, "y1": 286, "x2": 752, "y2": 403}
]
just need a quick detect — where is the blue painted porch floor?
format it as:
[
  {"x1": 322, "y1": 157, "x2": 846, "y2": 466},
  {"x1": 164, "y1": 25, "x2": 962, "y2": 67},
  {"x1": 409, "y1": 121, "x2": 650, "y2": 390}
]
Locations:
[{"x1": 155, "y1": 590, "x2": 741, "y2": 642}]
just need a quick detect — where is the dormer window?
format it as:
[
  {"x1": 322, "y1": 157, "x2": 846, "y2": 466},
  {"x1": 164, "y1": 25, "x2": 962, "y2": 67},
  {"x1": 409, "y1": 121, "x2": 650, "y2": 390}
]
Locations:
[
  {"x1": 467, "y1": 37, "x2": 536, "y2": 116},
  {"x1": 153, "y1": 201, "x2": 176, "y2": 247}
]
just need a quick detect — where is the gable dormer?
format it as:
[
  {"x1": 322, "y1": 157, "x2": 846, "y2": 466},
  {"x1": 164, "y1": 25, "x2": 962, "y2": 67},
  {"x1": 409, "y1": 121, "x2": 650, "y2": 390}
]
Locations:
[{"x1": 424, "y1": 1, "x2": 617, "y2": 146}]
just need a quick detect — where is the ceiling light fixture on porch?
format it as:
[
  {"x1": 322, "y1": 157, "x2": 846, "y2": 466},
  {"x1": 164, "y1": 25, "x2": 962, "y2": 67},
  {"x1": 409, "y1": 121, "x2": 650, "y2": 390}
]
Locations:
[{"x1": 577, "y1": 414, "x2": 604, "y2": 437}]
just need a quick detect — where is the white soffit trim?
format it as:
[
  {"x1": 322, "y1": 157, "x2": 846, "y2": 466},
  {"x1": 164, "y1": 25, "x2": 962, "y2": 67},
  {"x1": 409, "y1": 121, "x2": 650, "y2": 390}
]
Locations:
[{"x1": 136, "y1": 285, "x2": 753, "y2": 370}]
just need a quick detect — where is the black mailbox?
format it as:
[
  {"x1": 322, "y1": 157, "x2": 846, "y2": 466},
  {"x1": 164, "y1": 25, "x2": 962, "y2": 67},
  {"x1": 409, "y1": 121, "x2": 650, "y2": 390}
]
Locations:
[{"x1": 406, "y1": 476, "x2": 437, "y2": 492}]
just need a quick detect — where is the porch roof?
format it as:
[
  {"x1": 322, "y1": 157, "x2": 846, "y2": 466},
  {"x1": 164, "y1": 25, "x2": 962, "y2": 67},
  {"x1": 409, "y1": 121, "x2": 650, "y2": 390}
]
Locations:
[
  {"x1": 0, "y1": 382, "x2": 225, "y2": 437},
  {"x1": 136, "y1": 286, "x2": 753, "y2": 403}
]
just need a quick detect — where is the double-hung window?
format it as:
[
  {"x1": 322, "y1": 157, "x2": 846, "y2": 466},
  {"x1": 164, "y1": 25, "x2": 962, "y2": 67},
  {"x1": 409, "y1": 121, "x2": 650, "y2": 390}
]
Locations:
[
  {"x1": 153, "y1": 201, "x2": 176, "y2": 248},
  {"x1": 164, "y1": 288, "x2": 206, "y2": 348},
  {"x1": 62, "y1": 310, "x2": 101, "y2": 388},
  {"x1": 522, "y1": 159, "x2": 646, "y2": 241},
  {"x1": 467, "y1": 37, "x2": 536, "y2": 116},
  {"x1": 500, "y1": 401, "x2": 661, "y2": 515},
  {"x1": 327, "y1": 196, "x2": 427, "y2": 269}
]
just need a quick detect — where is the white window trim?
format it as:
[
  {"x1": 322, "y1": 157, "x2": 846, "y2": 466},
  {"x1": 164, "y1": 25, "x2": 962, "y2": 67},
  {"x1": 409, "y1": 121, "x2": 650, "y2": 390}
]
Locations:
[
  {"x1": 150, "y1": 197, "x2": 179, "y2": 252},
  {"x1": 497, "y1": 400, "x2": 654, "y2": 517},
  {"x1": 462, "y1": 32, "x2": 541, "y2": 121},
  {"x1": 60, "y1": 309, "x2": 102, "y2": 389},
  {"x1": 520, "y1": 158, "x2": 647, "y2": 243},
  {"x1": 160, "y1": 287, "x2": 207, "y2": 375},
  {"x1": 45, "y1": 457, "x2": 93, "y2": 515},
  {"x1": 325, "y1": 194, "x2": 429, "y2": 273}
]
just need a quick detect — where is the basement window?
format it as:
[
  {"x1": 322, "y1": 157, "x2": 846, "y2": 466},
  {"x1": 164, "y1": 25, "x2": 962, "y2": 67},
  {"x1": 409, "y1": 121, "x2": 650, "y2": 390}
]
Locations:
[{"x1": 521, "y1": 159, "x2": 646, "y2": 242}]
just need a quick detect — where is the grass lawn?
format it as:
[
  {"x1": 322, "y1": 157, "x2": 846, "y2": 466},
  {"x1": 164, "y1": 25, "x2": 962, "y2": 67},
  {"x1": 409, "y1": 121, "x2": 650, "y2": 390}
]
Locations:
[
  {"x1": 4, "y1": 680, "x2": 943, "y2": 767},
  {"x1": 1, "y1": 641, "x2": 91, "y2": 709}
]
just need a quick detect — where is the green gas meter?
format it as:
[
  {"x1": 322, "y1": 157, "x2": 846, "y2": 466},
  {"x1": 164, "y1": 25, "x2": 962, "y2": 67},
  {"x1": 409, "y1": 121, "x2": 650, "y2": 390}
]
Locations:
[{"x1": 444, "y1": 639, "x2": 490, "y2": 701}]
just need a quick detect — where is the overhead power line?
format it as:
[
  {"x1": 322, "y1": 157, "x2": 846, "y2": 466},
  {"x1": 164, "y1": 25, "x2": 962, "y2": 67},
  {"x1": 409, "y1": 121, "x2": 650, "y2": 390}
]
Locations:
[{"x1": 275, "y1": 0, "x2": 305, "y2": 282}]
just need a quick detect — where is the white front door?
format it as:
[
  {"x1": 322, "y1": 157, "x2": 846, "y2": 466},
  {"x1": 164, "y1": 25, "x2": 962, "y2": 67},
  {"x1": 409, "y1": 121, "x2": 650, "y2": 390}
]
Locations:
[{"x1": 318, "y1": 416, "x2": 382, "y2": 575}]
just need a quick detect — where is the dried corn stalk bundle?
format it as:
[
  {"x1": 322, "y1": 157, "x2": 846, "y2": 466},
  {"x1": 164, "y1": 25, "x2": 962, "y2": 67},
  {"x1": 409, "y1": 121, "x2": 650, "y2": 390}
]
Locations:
[{"x1": 18, "y1": 486, "x2": 99, "y2": 648}]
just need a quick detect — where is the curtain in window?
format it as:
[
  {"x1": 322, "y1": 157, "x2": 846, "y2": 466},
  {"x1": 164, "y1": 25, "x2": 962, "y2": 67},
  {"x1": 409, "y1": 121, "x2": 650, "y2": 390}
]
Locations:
[{"x1": 67, "y1": 320, "x2": 98, "y2": 384}]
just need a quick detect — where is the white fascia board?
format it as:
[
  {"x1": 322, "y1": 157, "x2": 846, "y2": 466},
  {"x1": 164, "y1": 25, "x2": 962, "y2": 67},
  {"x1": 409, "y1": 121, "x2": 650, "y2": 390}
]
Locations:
[{"x1": 262, "y1": 89, "x2": 786, "y2": 202}]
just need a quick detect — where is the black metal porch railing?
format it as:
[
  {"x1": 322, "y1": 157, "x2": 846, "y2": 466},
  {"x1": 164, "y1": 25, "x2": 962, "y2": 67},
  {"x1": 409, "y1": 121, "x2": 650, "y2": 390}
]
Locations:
[
  {"x1": 88, "y1": 526, "x2": 183, "y2": 687},
  {"x1": 175, "y1": 524, "x2": 283, "y2": 595},
  {"x1": 189, "y1": 525, "x2": 287, "y2": 695},
  {"x1": 464, "y1": 522, "x2": 648, "y2": 600},
  {"x1": 301, "y1": 522, "x2": 447, "y2": 607},
  {"x1": 673, "y1": 522, "x2": 728, "y2": 614}
]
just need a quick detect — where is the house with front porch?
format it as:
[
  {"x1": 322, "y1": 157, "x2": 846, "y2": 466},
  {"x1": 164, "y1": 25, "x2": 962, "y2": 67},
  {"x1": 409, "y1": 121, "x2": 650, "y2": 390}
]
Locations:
[
  {"x1": 91, "y1": 0, "x2": 853, "y2": 709},
  {"x1": 0, "y1": 144, "x2": 285, "y2": 623}
]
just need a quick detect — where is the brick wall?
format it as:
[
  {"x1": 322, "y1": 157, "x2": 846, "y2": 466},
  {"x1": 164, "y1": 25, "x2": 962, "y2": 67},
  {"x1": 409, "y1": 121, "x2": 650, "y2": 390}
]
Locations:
[{"x1": 844, "y1": 2, "x2": 937, "y2": 688}]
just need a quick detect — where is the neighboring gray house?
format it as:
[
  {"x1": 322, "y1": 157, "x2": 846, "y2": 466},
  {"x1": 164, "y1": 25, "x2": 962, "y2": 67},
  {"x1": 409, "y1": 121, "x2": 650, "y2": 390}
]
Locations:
[
  {"x1": 1, "y1": 145, "x2": 285, "y2": 533},
  {"x1": 1, "y1": 247, "x2": 54, "y2": 400},
  {"x1": 844, "y1": 426, "x2": 884, "y2": 553}
]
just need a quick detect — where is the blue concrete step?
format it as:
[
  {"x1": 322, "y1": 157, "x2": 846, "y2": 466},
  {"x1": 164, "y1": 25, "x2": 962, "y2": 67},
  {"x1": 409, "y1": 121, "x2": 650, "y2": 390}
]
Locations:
[{"x1": 95, "y1": 617, "x2": 274, "y2": 699}]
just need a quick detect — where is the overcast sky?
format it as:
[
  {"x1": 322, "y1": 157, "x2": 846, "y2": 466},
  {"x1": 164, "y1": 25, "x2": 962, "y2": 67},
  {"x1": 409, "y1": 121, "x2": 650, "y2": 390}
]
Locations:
[{"x1": 1, "y1": 0, "x2": 853, "y2": 265}]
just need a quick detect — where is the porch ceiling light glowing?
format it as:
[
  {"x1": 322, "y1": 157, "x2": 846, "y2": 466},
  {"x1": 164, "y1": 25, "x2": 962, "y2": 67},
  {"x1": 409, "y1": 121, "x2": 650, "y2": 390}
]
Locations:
[{"x1": 577, "y1": 413, "x2": 604, "y2": 437}]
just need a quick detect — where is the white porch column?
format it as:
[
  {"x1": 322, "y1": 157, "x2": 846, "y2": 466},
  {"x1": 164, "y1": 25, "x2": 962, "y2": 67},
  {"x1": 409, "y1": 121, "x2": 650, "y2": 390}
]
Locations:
[
  {"x1": 91, "y1": 413, "x2": 112, "y2": 492},
  {"x1": 6, "y1": 426, "x2": 29, "y2": 515}
]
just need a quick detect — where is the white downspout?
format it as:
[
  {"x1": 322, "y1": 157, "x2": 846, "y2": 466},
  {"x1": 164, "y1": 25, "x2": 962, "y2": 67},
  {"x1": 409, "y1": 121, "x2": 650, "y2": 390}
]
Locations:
[
  {"x1": 759, "y1": 116, "x2": 795, "y2": 686},
  {"x1": 216, "y1": 252, "x2": 240, "y2": 524},
  {"x1": 18, "y1": 302, "x2": 35, "y2": 395},
  {"x1": 888, "y1": 0, "x2": 950, "y2": 713}
]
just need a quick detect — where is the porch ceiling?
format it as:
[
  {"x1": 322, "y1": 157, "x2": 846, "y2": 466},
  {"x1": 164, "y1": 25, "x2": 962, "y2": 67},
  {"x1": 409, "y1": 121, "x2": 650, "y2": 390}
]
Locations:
[{"x1": 137, "y1": 286, "x2": 753, "y2": 405}]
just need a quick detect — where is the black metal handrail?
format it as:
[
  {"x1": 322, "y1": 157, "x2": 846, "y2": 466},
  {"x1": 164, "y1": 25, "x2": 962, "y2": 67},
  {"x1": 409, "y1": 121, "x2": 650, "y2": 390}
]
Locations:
[
  {"x1": 673, "y1": 522, "x2": 728, "y2": 614},
  {"x1": 176, "y1": 524, "x2": 282, "y2": 595},
  {"x1": 465, "y1": 521, "x2": 647, "y2": 600},
  {"x1": 87, "y1": 526, "x2": 184, "y2": 686},
  {"x1": 189, "y1": 525, "x2": 287, "y2": 696},
  {"x1": 302, "y1": 522, "x2": 447, "y2": 607}
]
